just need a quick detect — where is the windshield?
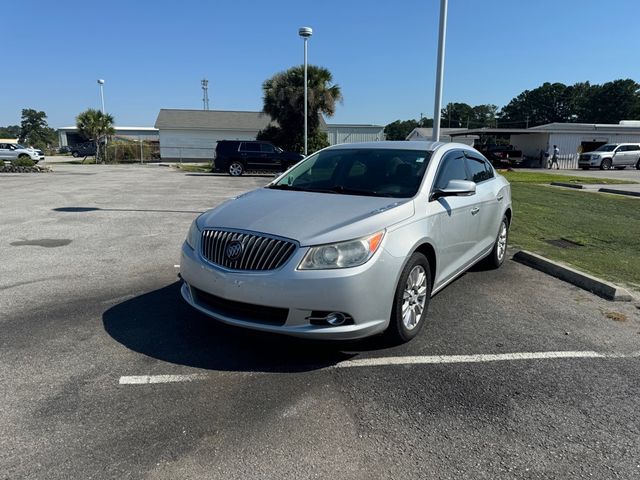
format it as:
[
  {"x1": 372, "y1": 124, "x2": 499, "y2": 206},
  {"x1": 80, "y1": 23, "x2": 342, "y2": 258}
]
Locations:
[
  {"x1": 269, "y1": 148, "x2": 432, "y2": 198},
  {"x1": 594, "y1": 144, "x2": 616, "y2": 152},
  {"x1": 15, "y1": 144, "x2": 27, "y2": 149}
]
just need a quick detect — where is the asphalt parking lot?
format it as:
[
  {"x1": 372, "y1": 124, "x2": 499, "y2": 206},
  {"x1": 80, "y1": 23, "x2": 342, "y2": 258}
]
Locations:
[{"x1": 2, "y1": 165, "x2": 640, "y2": 479}]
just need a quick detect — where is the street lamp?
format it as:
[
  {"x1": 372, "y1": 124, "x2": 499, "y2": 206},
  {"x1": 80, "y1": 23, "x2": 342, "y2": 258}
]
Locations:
[
  {"x1": 97, "y1": 79, "x2": 105, "y2": 114},
  {"x1": 431, "y1": 0, "x2": 448, "y2": 142},
  {"x1": 298, "y1": 26, "x2": 312, "y2": 156}
]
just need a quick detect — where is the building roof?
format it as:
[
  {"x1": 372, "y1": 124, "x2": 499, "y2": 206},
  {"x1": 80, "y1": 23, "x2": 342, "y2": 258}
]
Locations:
[
  {"x1": 154, "y1": 109, "x2": 327, "y2": 131},
  {"x1": 529, "y1": 122, "x2": 640, "y2": 133}
]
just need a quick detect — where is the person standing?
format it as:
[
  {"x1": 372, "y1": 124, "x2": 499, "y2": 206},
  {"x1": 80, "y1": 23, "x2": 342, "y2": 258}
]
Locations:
[{"x1": 548, "y1": 145, "x2": 560, "y2": 169}]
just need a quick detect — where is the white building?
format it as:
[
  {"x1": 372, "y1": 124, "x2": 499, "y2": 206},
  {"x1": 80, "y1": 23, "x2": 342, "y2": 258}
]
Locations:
[
  {"x1": 155, "y1": 109, "x2": 284, "y2": 161},
  {"x1": 326, "y1": 124, "x2": 385, "y2": 144},
  {"x1": 448, "y1": 121, "x2": 640, "y2": 167},
  {"x1": 155, "y1": 109, "x2": 384, "y2": 161},
  {"x1": 514, "y1": 122, "x2": 640, "y2": 158}
]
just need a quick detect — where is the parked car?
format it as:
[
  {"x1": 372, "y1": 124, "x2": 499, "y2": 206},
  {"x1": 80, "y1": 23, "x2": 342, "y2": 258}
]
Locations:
[
  {"x1": 0, "y1": 143, "x2": 44, "y2": 163},
  {"x1": 475, "y1": 144, "x2": 523, "y2": 167},
  {"x1": 578, "y1": 143, "x2": 640, "y2": 170},
  {"x1": 213, "y1": 140, "x2": 305, "y2": 176},
  {"x1": 181, "y1": 141, "x2": 512, "y2": 343},
  {"x1": 70, "y1": 143, "x2": 97, "y2": 158}
]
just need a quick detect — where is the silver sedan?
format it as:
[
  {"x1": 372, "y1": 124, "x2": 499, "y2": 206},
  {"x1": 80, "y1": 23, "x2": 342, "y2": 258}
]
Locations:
[{"x1": 180, "y1": 141, "x2": 512, "y2": 343}]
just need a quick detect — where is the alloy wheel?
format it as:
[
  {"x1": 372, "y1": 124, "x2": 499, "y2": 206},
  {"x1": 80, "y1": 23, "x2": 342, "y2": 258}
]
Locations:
[{"x1": 402, "y1": 265, "x2": 428, "y2": 330}]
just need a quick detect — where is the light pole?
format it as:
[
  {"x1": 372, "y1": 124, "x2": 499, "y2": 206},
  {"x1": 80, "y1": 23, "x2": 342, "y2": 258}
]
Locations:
[
  {"x1": 298, "y1": 26, "x2": 312, "y2": 156},
  {"x1": 97, "y1": 79, "x2": 105, "y2": 113},
  {"x1": 431, "y1": 0, "x2": 448, "y2": 142},
  {"x1": 97, "y1": 79, "x2": 106, "y2": 163}
]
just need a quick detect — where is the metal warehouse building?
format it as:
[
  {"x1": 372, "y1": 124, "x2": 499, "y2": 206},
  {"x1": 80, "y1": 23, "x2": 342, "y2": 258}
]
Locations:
[{"x1": 155, "y1": 109, "x2": 385, "y2": 161}]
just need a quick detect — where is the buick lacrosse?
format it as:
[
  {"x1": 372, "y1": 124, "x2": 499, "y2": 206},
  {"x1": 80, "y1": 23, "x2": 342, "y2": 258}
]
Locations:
[{"x1": 180, "y1": 141, "x2": 512, "y2": 342}]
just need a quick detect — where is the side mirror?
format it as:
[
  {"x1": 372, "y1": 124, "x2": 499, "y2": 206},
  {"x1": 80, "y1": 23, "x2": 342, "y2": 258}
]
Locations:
[{"x1": 430, "y1": 179, "x2": 476, "y2": 201}]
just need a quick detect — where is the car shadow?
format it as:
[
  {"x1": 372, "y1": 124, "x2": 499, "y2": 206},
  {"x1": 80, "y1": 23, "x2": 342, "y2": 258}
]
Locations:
[{"x1": 101, "y1": 281, "x2": 387, "y2": 373}]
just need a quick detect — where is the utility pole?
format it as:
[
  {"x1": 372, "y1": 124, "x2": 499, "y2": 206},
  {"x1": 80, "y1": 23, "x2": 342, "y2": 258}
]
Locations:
[{"x1": 525, "y1": 115, "x2": 530, "y2": 129}]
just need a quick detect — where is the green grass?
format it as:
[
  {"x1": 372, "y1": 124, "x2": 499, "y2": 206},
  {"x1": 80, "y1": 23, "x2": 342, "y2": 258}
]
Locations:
[
  {"x1": 175, "y1": 163, "x2": 212, "y2": 173},
  {"x1": 502, "y1": 170, "x2": 637, "y2": 185},
  {"x1": 509, "y1": 183, "x2": 640, "y2": 289}
]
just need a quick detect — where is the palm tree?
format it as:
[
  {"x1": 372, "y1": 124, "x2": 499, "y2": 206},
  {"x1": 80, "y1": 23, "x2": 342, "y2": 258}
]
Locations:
[
  {"x1": 259, "y1": 65, "x2": 342, "y2": 153},
  {"x1": 76, "y1": 109, "x2": 115, "y2": 163}
]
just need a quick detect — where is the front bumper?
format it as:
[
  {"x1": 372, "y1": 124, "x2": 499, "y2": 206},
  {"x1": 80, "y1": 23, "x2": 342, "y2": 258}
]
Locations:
[{"x1": 179, "y1": 240, "x2": 402, "y2": 340}]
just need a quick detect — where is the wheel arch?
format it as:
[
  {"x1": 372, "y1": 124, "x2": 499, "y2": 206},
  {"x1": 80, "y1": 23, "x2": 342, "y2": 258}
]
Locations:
[{"x1": 413, "y1": 242, "x2": 436, "y2": 287}]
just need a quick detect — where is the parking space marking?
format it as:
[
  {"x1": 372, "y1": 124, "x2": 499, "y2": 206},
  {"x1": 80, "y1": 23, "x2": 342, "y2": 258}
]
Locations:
[
  {"x1": 173, "y1": 265, "x2": 180, "y2": 268},
  {"x1": 333, "y1": 350, "x2": 640, "y2": 369},
  {"x1": 118, "y1": 350, "x2": 640, "y2": 385},
  {"x1": 119, "y1": 374, "x2": 209, "y2": 384}
]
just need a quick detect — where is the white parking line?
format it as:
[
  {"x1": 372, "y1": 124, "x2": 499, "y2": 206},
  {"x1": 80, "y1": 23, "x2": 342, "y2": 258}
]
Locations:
[
  {"x1": 173, "y1": 265, "x2": 180, "y2": 268},
  {"x1": 119, "y1": 374, "x2": 209, "y2": 384},
  {"x1": 118, "y1": 350, "x2": 640, "y2": 385}
]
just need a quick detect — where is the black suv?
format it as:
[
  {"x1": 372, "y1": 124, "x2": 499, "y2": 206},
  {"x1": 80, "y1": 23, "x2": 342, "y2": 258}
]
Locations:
[
  {"x1": 213, "y1": 140, "x2": 304, "y2": 176},
  {"x1": 70, "y1": 142, "x2": 97, "y2": 158}
]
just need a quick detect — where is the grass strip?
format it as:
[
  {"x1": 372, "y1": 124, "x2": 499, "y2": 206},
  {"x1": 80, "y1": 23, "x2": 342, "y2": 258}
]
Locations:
[
  {"x1": 502, "y1": 171, "x2": 636, "y2": 185},
  {"x1": 509, "y1": 183, "x2": 640, "y2": 289}
]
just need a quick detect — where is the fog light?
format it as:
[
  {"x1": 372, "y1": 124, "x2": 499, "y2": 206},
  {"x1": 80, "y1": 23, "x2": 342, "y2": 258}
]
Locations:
[{"x1": 326, "y1": 312, "x2": 346, "y2": 326}]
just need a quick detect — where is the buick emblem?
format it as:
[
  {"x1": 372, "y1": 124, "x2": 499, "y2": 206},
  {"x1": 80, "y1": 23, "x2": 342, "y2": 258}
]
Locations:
[{"x1": 226, "y1": 240, "x2": 244, "y2": 260}]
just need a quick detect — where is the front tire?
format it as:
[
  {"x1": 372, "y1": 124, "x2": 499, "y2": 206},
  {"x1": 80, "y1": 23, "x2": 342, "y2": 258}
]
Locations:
[
  {"x1": 600, "y1": 158, "x2": 612, "y2": 170},
  {"x1": 387, "y1": 253, "x2": 431, "y2": 343},
  {"x1": 72, "y1": 151, "x2": 79, "y2": 158},
  {"x1": 484, "y1": 215, "x2": 509, "y2": 269},
  {"x1": 228, "y1": 161, "x2": 244, "y2": 176}
]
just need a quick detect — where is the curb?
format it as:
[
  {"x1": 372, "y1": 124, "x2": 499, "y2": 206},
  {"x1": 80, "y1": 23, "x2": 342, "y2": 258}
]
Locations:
[
  {"x1": 598, "y1": 188, "x2": 640, "y2": 198},
  {"x1": 512, "y1": 250, "x2": 634, "y2": 302},
  {"x1": 550, "y1": 182, "x2": 583, "y2": 189}
]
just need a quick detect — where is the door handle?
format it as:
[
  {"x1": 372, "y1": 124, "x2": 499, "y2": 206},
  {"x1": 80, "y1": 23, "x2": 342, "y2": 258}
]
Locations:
[
  {"x1": 497, "y1": 194, "x2": 504, "y2": 201},
  {"x1": 471, "y1": 207, "x2": 480, "y2": 215}
]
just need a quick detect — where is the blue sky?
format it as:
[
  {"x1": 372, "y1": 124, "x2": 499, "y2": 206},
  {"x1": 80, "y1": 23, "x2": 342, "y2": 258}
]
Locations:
[{"x1": 3, "y1": 0, "x2": 640, "y2": 128}]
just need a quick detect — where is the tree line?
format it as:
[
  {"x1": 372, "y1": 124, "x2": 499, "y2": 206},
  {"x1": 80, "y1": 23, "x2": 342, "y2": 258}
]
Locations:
[{"x1": 384, "y1": 78, "x2": 640, "y2": 140}]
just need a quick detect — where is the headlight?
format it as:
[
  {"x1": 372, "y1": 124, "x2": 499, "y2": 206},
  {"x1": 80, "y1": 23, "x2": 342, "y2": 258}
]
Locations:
[
  {"x1": 185, "y1": 219, "x2": 201, "y2": 250},
  {"x1": 298, "y1": 231, "x2": 385, "y2": 270}
]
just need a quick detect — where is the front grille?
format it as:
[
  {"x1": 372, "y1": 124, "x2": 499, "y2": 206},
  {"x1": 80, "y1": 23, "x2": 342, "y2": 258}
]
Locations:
[
  {"x1": 201, "y1": 229, "x2": 296, "y2": 271},
  {"x1": 191, "y1": 286, "x2": 288, "y2": 326}
]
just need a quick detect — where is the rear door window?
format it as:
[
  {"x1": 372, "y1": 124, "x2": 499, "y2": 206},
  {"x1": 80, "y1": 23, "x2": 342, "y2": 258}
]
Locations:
[
  {"x1": 465, "y1": 156, "x2": 493, "y2": 183},
  {"x1": 240, "y1": 142, "x2": 260, "y2": 152},
  {"x1": 260, "y1": 143, "x2": 275, "y2": 153}
]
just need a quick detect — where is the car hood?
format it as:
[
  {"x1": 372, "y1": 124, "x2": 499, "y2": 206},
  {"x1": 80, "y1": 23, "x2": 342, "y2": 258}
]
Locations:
[{"x1": 198, "y1": 188, "x2": 415, "y2": 246}]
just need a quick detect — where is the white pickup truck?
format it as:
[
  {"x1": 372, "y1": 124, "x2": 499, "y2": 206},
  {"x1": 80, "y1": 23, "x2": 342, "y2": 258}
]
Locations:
[{"x1": 0, "y1": 142, "x2": 44, "y2": 163}]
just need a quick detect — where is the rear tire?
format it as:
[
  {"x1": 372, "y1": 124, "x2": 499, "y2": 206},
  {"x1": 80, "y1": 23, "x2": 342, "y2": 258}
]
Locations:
[
  {"x1": 72, "y1": 151, "x2": 79, "y2": 158},
  {"x1": 386, "y1": 253, "x2": 431, "y2": 344},
  {"x1": 483, "y1": 215, "x2": 509, "y2": 269},
  {"x1": 228, "y1": 161, "x2": 244, "y2": 176},
  {"x1": 636, "y1": 159, "x2": 640, "y2": 170},
  {"x1": 600, "y1": 158, "x2": 612, "y2": 170}
]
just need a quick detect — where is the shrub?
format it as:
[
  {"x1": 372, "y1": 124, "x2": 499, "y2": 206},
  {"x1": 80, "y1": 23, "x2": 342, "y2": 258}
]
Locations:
[{"x1": 13, "y1": 156, "x2": 35, "y2": 167}]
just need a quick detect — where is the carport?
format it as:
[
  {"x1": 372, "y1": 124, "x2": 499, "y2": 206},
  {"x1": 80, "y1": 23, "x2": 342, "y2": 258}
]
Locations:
[{"x1": 449, "y1": 128, "x2": 549, "y2": 167}]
